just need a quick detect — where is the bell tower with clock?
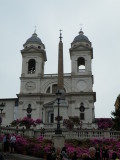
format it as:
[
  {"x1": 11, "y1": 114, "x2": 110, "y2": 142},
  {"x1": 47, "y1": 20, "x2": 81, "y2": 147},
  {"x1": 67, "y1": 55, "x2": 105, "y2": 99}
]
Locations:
[
  {"x1": 17, "y1": 31, "x2": 47, "y2": 119},
  {"x1": 69, "y1": 29, "x2": 96, "y2": 124},
  {"x1": 19, "y1": 32, "x2": 47, "y2": 94}
]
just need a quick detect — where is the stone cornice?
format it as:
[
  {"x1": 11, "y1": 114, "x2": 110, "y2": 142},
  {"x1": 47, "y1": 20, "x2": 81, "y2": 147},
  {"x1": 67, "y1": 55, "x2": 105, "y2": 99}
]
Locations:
[
  {"x1": 71, "y1": 75, "x2": 93, "y2": 78},
  {"x1": 69, "y1": 47, "x2": 93, "y2": 59},
  {"x1": 66, "y1": 92, "x2": 96, "y2": 102},
  {"x1": 21, "y1": 46, "x2": 47, "y2": 61},
  {"x1": 17, "y1": 92, "x2": 96, "y2": 102},
  {"x1": 20, "y1": 76, "x2": 42, "y2": 80}
]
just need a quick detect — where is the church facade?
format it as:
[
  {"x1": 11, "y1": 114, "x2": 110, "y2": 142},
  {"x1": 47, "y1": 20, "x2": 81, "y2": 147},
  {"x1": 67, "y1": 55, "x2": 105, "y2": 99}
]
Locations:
[{"x1": 0, "y1": 29, "x2": 96, "y2": 128}]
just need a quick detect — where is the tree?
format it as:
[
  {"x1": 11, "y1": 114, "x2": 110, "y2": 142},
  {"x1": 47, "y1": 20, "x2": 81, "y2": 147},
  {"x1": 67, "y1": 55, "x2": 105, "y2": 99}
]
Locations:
[{"x1": 111, "y1": 108, "x2": 120, "y2": 130}]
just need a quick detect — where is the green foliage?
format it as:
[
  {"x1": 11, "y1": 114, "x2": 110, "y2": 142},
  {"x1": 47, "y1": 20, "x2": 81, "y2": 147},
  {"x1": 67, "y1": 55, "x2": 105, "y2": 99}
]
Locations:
[
  {"x1": 69, "y1": 116, "x2": 80, "y2": 126},
  {"x1": 11, "y1": 120, "x2": 19, "y2": 126},
  {"x1": 63, "y1": 119, "x2": 74, "y2": 130},
  {"x1": 63, "y1": 116, "x2": 80, "y2": 130},
  {"x1": 111, "y1": 108, "x2": 120, "y2": 130}
]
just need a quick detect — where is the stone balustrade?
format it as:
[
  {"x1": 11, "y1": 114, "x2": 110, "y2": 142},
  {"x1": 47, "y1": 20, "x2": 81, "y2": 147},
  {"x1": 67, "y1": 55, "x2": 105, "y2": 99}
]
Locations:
[{"x1": 0, "y1": 127, "x2": 120, "y2": 140}]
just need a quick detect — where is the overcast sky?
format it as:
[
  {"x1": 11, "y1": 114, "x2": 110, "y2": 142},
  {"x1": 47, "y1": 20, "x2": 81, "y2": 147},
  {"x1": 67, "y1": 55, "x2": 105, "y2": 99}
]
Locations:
[{"x1": 0, "y1": 0, "x2": 120, "y2": 118}]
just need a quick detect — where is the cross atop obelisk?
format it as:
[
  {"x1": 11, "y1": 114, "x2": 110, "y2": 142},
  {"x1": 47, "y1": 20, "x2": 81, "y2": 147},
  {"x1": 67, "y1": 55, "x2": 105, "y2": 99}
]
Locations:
[{"x1": 59, "y1": 29, "x2": 63, "y2": 41}]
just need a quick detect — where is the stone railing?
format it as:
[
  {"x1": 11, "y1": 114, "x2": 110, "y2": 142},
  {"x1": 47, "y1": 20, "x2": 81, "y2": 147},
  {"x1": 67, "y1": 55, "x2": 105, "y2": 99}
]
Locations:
[{"x1": 0, "y1": 127, "x2": 120, "y2": 140}]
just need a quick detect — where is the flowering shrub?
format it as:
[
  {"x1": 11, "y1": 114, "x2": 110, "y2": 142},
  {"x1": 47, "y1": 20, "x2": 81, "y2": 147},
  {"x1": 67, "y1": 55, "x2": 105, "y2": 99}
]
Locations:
[
  {"x1": 35, "y1": 118, "x2": 43, "y2": 125},
  {"x1": 0, "y1": 134, "x2": 120, "y2": 159},
  {"x1": 11, "y1": 117, "x2": 42, "y2": 129},
  {"x1": 37, "y1": 136, "x2": 44, "y2": 142},
  {"x1": 19, "y1": 117, "x2": 35, "y2": 129},
  {"x1": 65, "y1": 138, "x2": 120, "y2": 159},
  {"x1": 15, "y1": 135, "x2": 28, "y2": 154},
  {"x1": 0, "y1": 134, "x2": 52, "y2": 157},
  {"x1": 96, "y1": 118, "x2": 113, "y2": 130}
]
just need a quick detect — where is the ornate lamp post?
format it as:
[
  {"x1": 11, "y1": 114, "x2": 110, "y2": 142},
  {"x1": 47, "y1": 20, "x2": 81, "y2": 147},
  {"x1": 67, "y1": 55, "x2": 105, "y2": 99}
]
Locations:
[
  {"x1": 55, "y1": 90, "x2": 62, "y2": 134},
  {"x1": 0, "y1": 102, "x2": 5, "y2": 126}
]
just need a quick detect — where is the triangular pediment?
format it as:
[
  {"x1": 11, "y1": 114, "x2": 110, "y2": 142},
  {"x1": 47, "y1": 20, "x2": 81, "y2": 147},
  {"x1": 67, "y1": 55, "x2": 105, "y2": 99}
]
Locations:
[
  {"x1": 43, "y1": 100, "x2": 56, "y2": 107},
  {"x1": 21, "y1": 45, "x2": 43, "y2": 53}
]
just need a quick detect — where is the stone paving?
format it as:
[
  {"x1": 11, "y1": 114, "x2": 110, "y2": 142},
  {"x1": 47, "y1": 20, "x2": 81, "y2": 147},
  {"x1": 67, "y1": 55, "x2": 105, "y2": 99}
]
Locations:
[{"x1": 1, "y1": 153, "x2": 44, "y2": 160}]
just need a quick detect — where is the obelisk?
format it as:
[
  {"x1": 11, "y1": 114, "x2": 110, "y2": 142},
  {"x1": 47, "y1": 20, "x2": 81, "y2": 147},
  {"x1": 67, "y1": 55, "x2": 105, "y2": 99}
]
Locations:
[
  {"x1": 58, "y1": 30, "x2": 64, "y2": 90},
  {"x1": 57, "y1": 30, "x2": 65, "y2": 99}
]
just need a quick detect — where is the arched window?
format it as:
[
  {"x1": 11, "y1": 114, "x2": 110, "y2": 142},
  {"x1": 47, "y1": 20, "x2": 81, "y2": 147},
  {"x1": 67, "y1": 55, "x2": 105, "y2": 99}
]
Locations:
[
  {"x1": 79, "y1": 102, "x2": 85, "y2": 120},
  {"x1": 52, "y1": 84, "x2": 57, "y2": 94},
  {"x1": 78, "y1": 57, "x2": 85, "y2": 72},
  {"x1": 46, "y1": 84, "x2": 66, "y2": 94},
  {"x1": 28, "y1": 59, "x2": 36, "y2": 74},
  {"x1": 46, "y1": 87, "x2": 50, "y2": 93}
]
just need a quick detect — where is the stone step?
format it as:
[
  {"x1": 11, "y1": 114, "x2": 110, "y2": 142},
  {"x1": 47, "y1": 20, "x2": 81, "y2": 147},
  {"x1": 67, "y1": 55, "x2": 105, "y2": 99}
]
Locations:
[{"x1": 4, "y1": 153, "x2": 44, "y2": 160}]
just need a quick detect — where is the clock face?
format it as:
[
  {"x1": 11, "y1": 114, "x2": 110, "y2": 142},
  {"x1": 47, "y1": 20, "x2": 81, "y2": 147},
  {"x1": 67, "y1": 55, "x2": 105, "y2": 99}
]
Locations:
[
  {"x1": 25, "y1": 81, "x2": 36, "y2": 90},
  {"x1": 77, "y1": 80, "x2": 87, "y2": 91}
]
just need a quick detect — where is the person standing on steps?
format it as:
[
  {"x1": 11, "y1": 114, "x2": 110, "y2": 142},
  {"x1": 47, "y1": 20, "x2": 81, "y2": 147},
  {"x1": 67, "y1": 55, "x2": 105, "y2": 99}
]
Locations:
[
  {"x1": 10, "y1": 134, "x2": 16, "y2": 153},
  {"x1": 5, "y1": 134, "x2": 10, "y2": 154},
  {"x1": 2, "y1": 134, "x2": 6, "y2": 154},
  {"x1": 95, "y1": 144, "x2": 101, "y2": 160}
]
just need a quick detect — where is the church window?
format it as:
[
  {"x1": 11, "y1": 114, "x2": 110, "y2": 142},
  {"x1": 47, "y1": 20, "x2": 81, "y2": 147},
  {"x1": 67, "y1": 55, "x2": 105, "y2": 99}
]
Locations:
[
  {"x1": 50, "y1": 113, "x2": 54, "y2": 123},
  {"x1": 15, "y1": 100, "x2": 18, "y2": 106},
  {"x1": 46, "y1": 84, "x2": 66, "y2": 94},
  {"x1": 28, "y1": 59, "x2": 36, "y2": 74},
  {"x1": 48, "y1": 112, "x2": 54, "y2": 123},
  {"x1": 80, "y1": 113, "x2": 84, "y2": 120},
  {"x1": 78, "y1": 57, "x2": 85, "y2": 72},
  {"x1": 46, "y1": 87, "x2": 50, "y2": 93},
  {"x1": 79, "y1": 102, "x2": 85, "y2": 111},
  {"x1": 79, "y1": 102, "x2": 85, "y2": 120},
  {"x1": 52, "y1": 84, "x2": 58, "y2": 94}
]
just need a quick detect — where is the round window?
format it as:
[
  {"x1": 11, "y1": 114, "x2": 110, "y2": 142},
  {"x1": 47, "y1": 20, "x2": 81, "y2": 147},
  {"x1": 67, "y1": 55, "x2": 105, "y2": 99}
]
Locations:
[{"x1": 27, "y1": 107, "x2": 32, "y2": 114}]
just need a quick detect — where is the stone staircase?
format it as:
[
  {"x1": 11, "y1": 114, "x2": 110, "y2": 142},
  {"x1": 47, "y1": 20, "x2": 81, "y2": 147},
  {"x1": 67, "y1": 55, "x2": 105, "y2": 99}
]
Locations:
[{"x1": 3, "y1": 153, "x2": 44, "y2": 160}]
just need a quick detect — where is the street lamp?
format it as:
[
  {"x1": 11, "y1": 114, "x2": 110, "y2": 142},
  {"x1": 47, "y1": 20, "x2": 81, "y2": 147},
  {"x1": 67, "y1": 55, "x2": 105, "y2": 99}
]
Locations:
[
  {"x1": 55, "y1": 90, "x2": 62, "y2": 134},
  {"x1": 0, "y1": 102, "x2": 5, "y2": 126}
]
